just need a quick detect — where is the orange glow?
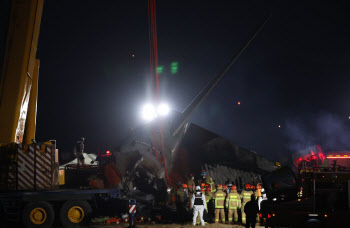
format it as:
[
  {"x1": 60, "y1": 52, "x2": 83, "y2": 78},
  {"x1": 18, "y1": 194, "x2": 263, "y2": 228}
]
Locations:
[
  {"x1": 294, "y1": 145, "x2": 325, "y2": 168},
  {"x1": 102, "y1": 150, "x2": 112, "y2": 156},
  {"x1": 324, "y1": 214, "x2": 328, "y2": 218},
  {"x1": 327, "y1": 156, "x2": 350, "y2": 159},
  {"x1": 237, "y1": 101, "x2": 241, "y2": 106}
]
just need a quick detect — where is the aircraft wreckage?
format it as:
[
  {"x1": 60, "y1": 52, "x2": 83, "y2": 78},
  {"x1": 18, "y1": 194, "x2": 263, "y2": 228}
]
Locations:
[{"x1": 65, "y1": 17, "x2": 275, "y2": 216}]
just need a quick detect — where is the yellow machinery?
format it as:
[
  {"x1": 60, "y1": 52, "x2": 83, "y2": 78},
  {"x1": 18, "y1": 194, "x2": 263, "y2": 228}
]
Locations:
[
  {"x1": 0, "y1": 0, "x2": 59, "y2": 191},
  {"x1": 0, "y1": 2, "x2": 128, "y2": 227},
  {"x1": 0, "y1": 0, "x2": 43, "y2": 144}
]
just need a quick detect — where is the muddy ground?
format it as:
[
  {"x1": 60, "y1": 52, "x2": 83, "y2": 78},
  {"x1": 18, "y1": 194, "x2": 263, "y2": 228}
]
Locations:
[{"x1": 88, "y1": 223, "x2": 264, "y2": 228}]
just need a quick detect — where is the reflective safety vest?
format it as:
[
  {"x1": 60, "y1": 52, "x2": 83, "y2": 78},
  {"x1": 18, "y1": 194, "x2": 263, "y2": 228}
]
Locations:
[
  {"x1": 240, "y1": 190, "x2": 253, "y2": 205},
  {"x1": 226, "y1": 193, "x2": 241, "y2": 209},
  {"x1": 194, "y1": 193, "x2": 204, "y2": 205},
  {"x1": 213, "y1": 190, "x2": 225, "y2": 209},
  {"x1": 209, "y1": 178, "x2": 216, "y2": 193},
  {"x1": 205, "y1": 175, "x2": 216, "y2": 193},
  {"x1": 205, "y1": 192, "x2": 213, "y2": 203}
]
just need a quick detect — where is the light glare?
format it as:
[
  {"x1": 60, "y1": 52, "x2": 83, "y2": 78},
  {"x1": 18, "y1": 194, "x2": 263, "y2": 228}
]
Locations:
[
  {"x1": 158, "y1": 103, "x2": 169, "y2": 116},
  {"x1": 142, "y1": 104, "x2": 157, "y2": 121}
]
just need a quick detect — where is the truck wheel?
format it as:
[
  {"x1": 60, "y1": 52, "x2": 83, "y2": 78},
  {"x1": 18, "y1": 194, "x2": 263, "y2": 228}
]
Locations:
[
  {"x1": 59, "y1": 200, "x2": 92, "y2": 227},
  {"x1": 22, "y1": 201, "x2": 55, "y2": 228}
]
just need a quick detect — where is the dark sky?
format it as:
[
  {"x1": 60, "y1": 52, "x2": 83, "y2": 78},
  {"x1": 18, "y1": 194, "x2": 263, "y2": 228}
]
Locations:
[{"x1": 36, "y1": 0, "x2": 350, "y2": 163}]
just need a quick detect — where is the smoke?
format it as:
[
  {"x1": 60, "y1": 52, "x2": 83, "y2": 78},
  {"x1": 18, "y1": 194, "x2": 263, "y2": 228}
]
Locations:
[{"x1": 285, "y1": 112, "x2": 350, "y2": 153}]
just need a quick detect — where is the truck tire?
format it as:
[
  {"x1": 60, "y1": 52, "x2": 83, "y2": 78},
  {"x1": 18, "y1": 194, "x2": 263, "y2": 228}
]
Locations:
[
  {"x1": 22, "y1": 201, "x2": 55, "y2": 228},
  {"x1": 59, "y1": 200, "x2": 92, "y2": 227}
]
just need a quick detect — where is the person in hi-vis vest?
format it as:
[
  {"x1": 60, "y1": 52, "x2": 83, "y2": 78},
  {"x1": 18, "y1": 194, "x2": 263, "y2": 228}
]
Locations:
[
  {"x1": 226, "y1": 185, "x2": 241, "y2": 223},
  {"x1": 213, "y1": 184, "x2": 225, "y2": 223},
  {"x1": 240, "y1": 183, "x2": 253, "y2": 225}
]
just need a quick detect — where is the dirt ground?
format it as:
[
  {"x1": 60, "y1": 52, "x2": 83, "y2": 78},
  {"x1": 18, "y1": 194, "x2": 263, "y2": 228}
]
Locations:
[{"x1": 88, "y1": 223, "x2": 264, "y2": 228}]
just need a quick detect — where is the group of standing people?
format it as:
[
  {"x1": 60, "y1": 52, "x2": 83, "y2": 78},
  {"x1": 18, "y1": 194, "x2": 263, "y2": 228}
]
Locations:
[{"x1": 175, "y1": 170, "x2": 265, "y2": 228}]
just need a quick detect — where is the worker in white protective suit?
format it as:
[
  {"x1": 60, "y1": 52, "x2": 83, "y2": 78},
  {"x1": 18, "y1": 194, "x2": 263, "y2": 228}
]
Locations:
[
  {"x1": 191, "y1": 186, "x2": 207, "y2": 226},
  {"x1": 258, "y1": 188, "x2": 267, "y2": 210}
]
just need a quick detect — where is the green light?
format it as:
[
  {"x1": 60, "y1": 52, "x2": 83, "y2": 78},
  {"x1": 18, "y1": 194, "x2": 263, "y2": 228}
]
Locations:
[
  {"x1": 171, "y1": 62, "x2": 178, "y2": 74},
  {"x1": 157, "y1": 66, "x2": 164, "y2": 74}
]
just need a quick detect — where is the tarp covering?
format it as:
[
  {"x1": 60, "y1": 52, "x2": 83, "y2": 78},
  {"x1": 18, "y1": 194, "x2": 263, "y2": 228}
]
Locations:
[{"x1": 59, "y1": 153, "x2": 98, "y2": 169}]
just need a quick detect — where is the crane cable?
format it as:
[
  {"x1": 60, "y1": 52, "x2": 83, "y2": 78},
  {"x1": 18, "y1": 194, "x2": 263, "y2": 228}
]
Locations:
[
  {"x1": 148, "y1": 0, "x2": 158, "y2": 161},
  {"x1": 148, "y1": 0, "x2": 170, "y2": 183}
]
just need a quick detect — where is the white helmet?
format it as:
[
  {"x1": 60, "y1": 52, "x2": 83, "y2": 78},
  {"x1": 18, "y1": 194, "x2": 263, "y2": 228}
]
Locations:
[{"x1": 195, "y1": 186, "x2": 201, "y2": 191}]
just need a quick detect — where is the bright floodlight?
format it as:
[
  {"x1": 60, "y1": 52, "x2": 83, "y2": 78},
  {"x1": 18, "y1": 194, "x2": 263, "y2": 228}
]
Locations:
[
  {"x1": 157, "y1": 103, "x2": 169, "y2": 116},
  {"x1": 141, "y1": 104, "x2": 157, "y2": 121}
]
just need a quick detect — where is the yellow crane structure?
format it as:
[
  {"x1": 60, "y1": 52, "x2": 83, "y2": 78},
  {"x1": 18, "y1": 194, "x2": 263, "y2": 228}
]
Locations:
[
  {"x1": 0, "y1": 0, "x2": 58, "y2": 193},
  {"x1": 0, "y1": 0, "x2": 43, "y2": 145},
  {"x1": 0, "y1": 2, "x2": 148, "y2": 228}
]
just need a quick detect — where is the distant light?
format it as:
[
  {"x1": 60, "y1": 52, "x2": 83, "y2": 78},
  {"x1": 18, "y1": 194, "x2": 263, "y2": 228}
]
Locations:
[
  {"x1": 131, "y1": 54, "x2": 135, "y2": 58},
  {"x1": 278, "y1": 125, "x2": 281, "y2": 128},
  {"x1": 157, "y1": 66, "x2": 164, "y2": 74},
  {"x1": 141, "y1": 104, "x2": 157, "y2": 121},
  {"x1": 237, "y1": 101, "x2": 241, "y2": 106},
  {"x1": 171, "y1": 62, "x2": 178, "y2": 74},
  {"x1": 157, "y1": 103, "x2": 169, "y2": 116},
  {"x1": 106, "y1": 151, "x2": 110, "y2": 154}
]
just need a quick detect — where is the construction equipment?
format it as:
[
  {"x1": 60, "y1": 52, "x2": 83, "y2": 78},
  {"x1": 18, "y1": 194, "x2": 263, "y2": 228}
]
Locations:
[
  {"x1": 0, "y1": 0, "x2": 274, "y2": 225},
  {"x1": 0, "y1": 1, "x2": 132, "y2": 227}
]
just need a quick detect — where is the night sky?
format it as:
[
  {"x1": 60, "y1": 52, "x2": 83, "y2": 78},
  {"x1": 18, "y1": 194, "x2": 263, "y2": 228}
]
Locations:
[{"x1": 36, "y1": 0, "x2": 350, "y2": 164}]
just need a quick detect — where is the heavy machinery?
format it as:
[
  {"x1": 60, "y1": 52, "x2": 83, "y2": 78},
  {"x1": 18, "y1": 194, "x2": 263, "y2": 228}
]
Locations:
[
  {"x1": 104, "y1": 16, "x2": 275, "y2": 202},
  {"x1": 0, "y1": 1, "x2": 130, "y2": 227},
  {"x1": 260, "y1": 150, "x2": 350, "y2": 228},
  {"x1": 54, "y1": 11, "x2": 275, "y2": 221},
  {"x1": 57, "y1": 13, "x2": 275, "y2": 219},
  {"x1": 1, "y1": 0, "x2": 274, "y2": 226}
]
